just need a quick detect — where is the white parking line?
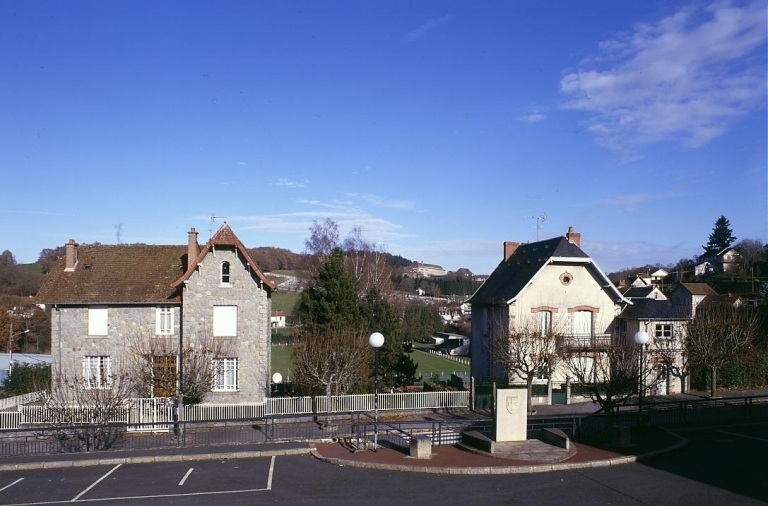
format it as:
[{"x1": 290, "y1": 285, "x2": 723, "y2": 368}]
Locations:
[
  {"x1": 0, "y1": 478, "x2": 24, "y2": 492},
  {"x1": 179, "y1": 468, "x2": 194, "y2": 486},
  {"x1": 266, "y1": 456, "x2": 276, "y2": 490},
  {"x1": 71, "y1": 464, "x2": 122, "y2": 501}
]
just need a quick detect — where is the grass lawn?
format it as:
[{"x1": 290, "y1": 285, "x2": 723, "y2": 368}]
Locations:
[{"x1": 270, "y1": 344, "x2": 469, "y2": 381}]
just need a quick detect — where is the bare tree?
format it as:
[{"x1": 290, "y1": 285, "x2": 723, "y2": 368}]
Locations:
[
  {"x1": 685, "y1": 303, "x2": 759, "y2": 397},
  {"x1": 291, "y1": 325, "x2": 370, "y2": 397},
  {"x1": 343, "y1": 226, "x2": 393, "y2": 295},
  {"x1": 36, "y1": 369, "x2": 135, "y2": 452},
  {"x1": 561, "y1": 340, "x2": 646, "y2": 414},
  {"x1": 489, "y1": 314, "x2": 562, "y2": 414},
  {"x1": 653, "y1": 332, "x2": 691, "y2": 394},
  {"x1": 122, "y1": 328, "x2": 233, "y2": 404}
]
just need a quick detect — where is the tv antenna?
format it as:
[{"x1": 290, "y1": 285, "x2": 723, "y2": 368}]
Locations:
[
  {"x1": 209, "y1": 213, "x2": 227, "y2": 237},
  {"x1": 531, "y1": 213, "x2": 547, "y2": 241}
]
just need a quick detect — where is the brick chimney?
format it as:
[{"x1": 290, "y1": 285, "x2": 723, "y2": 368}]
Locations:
[
  {"x1": 566, "y1": 226, "x2": 581, "y2": 247},
  {"x1": 187, "y1": 227, "x2": 199, "y2": 269},
  {"x1": 503, "y1": 241, "x2": 520, "y2": 261},
  {"x1": 64, "y1": 239, "x2": 77, "y2": 272}
]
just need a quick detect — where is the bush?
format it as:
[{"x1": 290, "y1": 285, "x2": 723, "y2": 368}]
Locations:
[{"x1": 3, "y1": 363, "x2": 50, "y2": 394}]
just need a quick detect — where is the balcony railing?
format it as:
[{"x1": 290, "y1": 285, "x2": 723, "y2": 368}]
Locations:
[{"x1": 557, "y1": 333, "x2": 612, "y2": 350}]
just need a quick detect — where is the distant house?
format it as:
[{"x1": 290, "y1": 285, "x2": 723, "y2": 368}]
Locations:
[
  {"x1": 621, "y1": 285, "x2": 667, "y2": 301},
  {"x1": 467, "y1": 227, "x2": 628, "y2": 386},
  {"x1": 697, "y1": 247, "x2": 741, "y2": 275},
  {"x1": 35, "y1": 224, "x2": 275, "y2": 404},
  {"x1": 615, "y1": 299, "x2": 689, "y2": 394},
  {"x1": 271, "y1": 310, "x2": 286, "y2": 328},
  {"x1": 670, "y1": 282, "x2": 719, "y2": 318},
  {"x1": 410, "y1": 263, "x2": 446, "y2": 278}
]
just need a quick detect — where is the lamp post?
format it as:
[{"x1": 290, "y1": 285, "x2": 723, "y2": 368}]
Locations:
[
  {"x1": 8, "y1": 324, "x2": 30, "y2": 378},
  {"x1": 368, "y1": 332, "x2": 384, "y2": 451},
  {"x1": 634, "y1": 330, "x2": 649, "y2": 415}
]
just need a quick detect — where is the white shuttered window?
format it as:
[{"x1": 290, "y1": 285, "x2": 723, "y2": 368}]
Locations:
[{"x1": 213, "y1": 306, "x2": 237, "y2": 337}]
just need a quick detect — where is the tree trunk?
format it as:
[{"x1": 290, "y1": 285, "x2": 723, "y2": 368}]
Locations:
[
  {"x1": 709, "y1": 365, "x2": 717, "y2": 398},
  {"x1": 526, "y1": 378, "x2": 533, "y2": 414}
]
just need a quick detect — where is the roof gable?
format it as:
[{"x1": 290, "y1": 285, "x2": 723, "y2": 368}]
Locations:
[
  {"x1": 172, "y1": 223, "x2": 275, "y2": 290},
  {"x1": 468, "y1": 235, "x2": 624, "y2": 305}
]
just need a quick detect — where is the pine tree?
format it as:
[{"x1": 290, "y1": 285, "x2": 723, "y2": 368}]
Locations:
[{"x1": 703, "y1": 215, "x2": 737, "y2": 251}]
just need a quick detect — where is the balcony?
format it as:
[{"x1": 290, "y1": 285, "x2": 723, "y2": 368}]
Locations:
[{"x1": 557, "y1": 333, "x2": 613, "y2": 351}]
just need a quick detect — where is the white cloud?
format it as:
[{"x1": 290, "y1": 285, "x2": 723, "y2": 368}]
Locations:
[
  {"x1": 272, "y1": 178, "x2": 309, "y2": 188},
  {"x1": 346, "y1": 192, "x2": 416, "y2": 211},
  {"x1": 520, "y1": 112, "x2": 546, "y2": 123},
  {"x1": 560, "y1": 0, "x2": 766, "y2": 154},
  {"x1": 403, "y1": 15, "x2": 455, "y2": 43}
]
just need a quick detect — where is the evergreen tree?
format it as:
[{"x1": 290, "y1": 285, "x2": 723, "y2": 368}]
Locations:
[
  {"x1": 295, "y1": 248, "x2": 360, "y2": 333},
  {"x1": 704, "y1": 215, "x2": 737, "y2": 251}
]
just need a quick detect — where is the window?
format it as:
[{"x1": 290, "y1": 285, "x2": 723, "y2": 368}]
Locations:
[
  {"x1": 83, "y1": 356, "x2": 111, "y2": 389},
  {"x1": 537, "y1": 310, "x2": 552, "y2": 335},
  {"x1": 655, "y1": 324, "x2": 672, "y2": 339},
  {"x1": 88, "y1": 307, "x2": 108, "y2": 336},
  {"x1": 213, "y1": 305, "x2": 237, "y2": 336},
  {"x1": 152, "y1": 355, "x2": 176, "y2": 397},
  {"x1": 156, "y1": 307, "x2": 174, "y2": 335},
  {"x1": 572, "y1": 310, "x2": 593, "y2": 337},
  {"x1": 212, "y1": 358, "x2": 238, "y2": 391},
  {"x1": 221, "y1": 261, "x2": 230, "y2": 285}
]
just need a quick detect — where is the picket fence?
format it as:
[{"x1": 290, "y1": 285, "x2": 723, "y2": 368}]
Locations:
[{"x1": 0, "y1": 391, "x2": 470, "y2": 430}]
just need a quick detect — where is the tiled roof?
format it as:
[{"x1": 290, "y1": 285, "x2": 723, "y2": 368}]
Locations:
[
  {"x1": 36, "y1": 244, "x2": 186, "y2": 304},
  {"x1": 36, "y1": 224, "x2": 275, "y2": 305},
  {"x1": 679, "y1": 282, "x2": 718, "y2": 296},
  {"x1": 468, "y1": 236, "x2": 612, "y2": 305},
  {"x1": 619, "y1": 298, "x2": 687, "y2": 320},
  {"x1": 622, "y1": 286, "x2": 655, "y2": 298}
]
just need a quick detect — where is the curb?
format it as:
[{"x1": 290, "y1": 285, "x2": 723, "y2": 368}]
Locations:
[
  {"x1": 310, "y1": 434, "x2": 689, "y2": 475},
  {"x1": 0, "y1": 446, "x2": 313, "y2": 472}
]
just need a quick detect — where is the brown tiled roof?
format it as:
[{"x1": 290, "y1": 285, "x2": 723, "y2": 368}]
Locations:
[
  {"x1": 172, "y1": 223, "x2": 275, "y2": 290},
  {"x1": 679, "y1": 282, "x2": 718, "y2": 296},
  {"x1": 36, "y1": 244, "x2": 186, "y2": 304},
  {"x1": 36, "y1": 224, "x2": 276, "y2": 305}
]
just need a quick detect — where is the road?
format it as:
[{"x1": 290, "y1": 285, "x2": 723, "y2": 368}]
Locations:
[{"x1": 0, "y1": 424, "x2": 765, "y2": 505}]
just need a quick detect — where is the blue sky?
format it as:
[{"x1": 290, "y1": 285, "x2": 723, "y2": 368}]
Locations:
[{"x1": 1, "y1": 0, "x2": 765, "y2": 275}]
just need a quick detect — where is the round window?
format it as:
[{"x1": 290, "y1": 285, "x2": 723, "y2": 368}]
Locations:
[{"x1": 560, "y1": 272, "x2": 573, "y2": 285}]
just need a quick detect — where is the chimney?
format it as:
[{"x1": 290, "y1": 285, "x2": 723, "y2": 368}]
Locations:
[
  {"x1": 188, "y1": 227, "x2": 199, "y2": 269},
  {"x1": 503, "y1": 241, "x2": 520, "y2": 261},
  {"x1": 566, "y1": 226, "x2": 581, "y2": 247},
  {"x1": 64, "y1": 239, "x2": 78, "y2": 272}
]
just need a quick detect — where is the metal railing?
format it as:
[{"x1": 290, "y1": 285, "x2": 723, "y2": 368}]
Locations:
[
  {"x1": 3, "y1": 391, "x2": 470, "y2": 430},
  {"x1": 557, "y1": 333, "x2": 612, "y2": 350}
]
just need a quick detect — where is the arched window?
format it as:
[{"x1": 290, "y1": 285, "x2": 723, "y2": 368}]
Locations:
[{"x1": 221, "y1": 261, "x2": 230, "y2": 284}]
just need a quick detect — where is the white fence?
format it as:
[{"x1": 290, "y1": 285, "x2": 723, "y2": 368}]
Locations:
[{"x1": 1, "y1": 391, "x2": 470, "y2": 430}]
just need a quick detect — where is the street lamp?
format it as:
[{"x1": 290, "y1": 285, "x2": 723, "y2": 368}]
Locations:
[
  {"x1": 634, "y1": 330, "x2": 649, "y2": 415},
  {"x1": 368, "y1": 331, "x2": 384, "y2": 451},
  {"x1": 8, "y1": 326, "x2": 30, "y2": 377}
]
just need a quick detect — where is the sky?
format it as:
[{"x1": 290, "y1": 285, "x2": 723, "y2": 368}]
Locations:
[{"x1": 1, "y1": 0, "x2": 766, "y2": 276}]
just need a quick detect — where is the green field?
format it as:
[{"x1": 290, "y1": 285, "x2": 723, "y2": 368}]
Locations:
[{"x1": 270, "y1": 344, "x2": 469, "y2": 383}]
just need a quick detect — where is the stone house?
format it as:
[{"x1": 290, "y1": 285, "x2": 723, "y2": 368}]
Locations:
[
  {"x1": 35, "y1": 224, "x2": 275, "y2": 404},
  {"x1": 467, "y1": 227, "x2": 628, "y2": 387}
]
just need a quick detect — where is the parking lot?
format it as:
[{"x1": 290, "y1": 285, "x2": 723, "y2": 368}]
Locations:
[
  {"x1": 0, "y1": 422, "x2": 766, "y2": 505},
  {"x1": 0, "y1": 457, "x2": 278, "y2": 505}
]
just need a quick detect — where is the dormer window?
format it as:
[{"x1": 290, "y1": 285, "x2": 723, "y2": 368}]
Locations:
[{"x1": 221, "y1": 261, "x2": 230, "y2": 285}]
